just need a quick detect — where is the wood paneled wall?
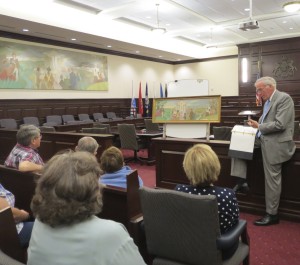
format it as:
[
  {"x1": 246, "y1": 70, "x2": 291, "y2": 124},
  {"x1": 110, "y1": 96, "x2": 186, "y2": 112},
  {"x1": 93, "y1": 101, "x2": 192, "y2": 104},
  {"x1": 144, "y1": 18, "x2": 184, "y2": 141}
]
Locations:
[
  {"x1": 0, "y1": 98, "x2": 131, "y2": 125},
  {"x1": 238, "y1": 37, "x2": 300, "y2": 96}
]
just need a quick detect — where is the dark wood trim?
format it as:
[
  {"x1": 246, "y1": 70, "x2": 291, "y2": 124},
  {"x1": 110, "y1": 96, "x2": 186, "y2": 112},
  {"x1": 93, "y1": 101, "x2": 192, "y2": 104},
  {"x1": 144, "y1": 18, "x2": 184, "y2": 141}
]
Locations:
[{"x1": 153, "y1": 137, "x2": 300, "y2": 222}]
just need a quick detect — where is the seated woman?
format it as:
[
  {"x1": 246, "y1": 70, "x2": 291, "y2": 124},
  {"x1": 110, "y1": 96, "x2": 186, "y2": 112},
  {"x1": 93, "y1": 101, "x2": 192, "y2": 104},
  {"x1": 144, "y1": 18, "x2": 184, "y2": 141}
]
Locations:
[
  {"x1": 99, "y1": 146, "x2": 143, "y2": 188},
  {"x1": 175, "y1": 144, "x2": 239, "y2": 259},
  {"x1": 0, "y1": 183, "x2": 34, "y2": 248},
  {"x1": 27, "y1": 151, "x2": 145, "y2": 265}
]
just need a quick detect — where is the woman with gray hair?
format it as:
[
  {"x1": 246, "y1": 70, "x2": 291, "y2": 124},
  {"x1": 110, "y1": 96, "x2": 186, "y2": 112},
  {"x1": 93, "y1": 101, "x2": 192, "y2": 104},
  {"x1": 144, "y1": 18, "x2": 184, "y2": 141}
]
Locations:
[
  {"x1": 5, "y1": 124, "x2": 44, "y2": 172},
  {"x1": 27, "y1": 151, "x2": 145, "y2": 265}
]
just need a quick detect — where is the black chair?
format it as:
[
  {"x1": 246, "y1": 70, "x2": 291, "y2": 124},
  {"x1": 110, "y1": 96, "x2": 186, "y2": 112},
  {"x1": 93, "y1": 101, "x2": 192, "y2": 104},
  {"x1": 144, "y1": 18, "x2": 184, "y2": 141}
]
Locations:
[
  {"x1": 22, "y1": 117, "x2": 40, "y2": 127},
  {"x1": 106, "y1": 112, "x2": 123, "y2": 121},
  {"x1": 0, "y1": 119, "x2": 18, "y2": 129},
  {"x1": 44, "y1": 115, "x2": 62, "y2": 126},
  {"x1": 0, "y1": 208, "x2": 26, "y2": 263},
  {"x1": 62, "y1": 114, "x2": 81, "y2": 124},
  {"x1": 139, "y1": 187, "x2": 250, "y2": 265},
  {"x1": 92, "y1": 113, "x2": 110, "y2": 122},
  {"x1": 144, "y1": 119, "x2": 159, "y2": 131},
  {"x1": 78, "y1": 114, "x2": 93, "y2": 123},
  {"x1": 118, "y1": 124, "x2": 146, "y2": 164},
  {"x1": 213, "y1": 126, "x2": 232, "y2": 140},
  {"x1": 93, "y1": 123, "x2": 111, "y2": 133}
]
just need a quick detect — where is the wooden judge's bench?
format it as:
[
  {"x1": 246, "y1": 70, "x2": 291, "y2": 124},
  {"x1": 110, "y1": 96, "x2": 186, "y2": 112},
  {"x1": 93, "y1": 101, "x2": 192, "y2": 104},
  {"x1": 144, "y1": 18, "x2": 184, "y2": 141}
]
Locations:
[{"x1": 153, "y1": 137, "x2": 300, "y2": 222}]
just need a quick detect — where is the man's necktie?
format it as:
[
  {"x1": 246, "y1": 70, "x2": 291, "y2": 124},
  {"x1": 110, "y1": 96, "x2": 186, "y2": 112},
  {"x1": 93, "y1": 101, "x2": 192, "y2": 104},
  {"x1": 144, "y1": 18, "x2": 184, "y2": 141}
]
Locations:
[{"x1": 257, "y1": 99, "x2": 270, "y2": 138}]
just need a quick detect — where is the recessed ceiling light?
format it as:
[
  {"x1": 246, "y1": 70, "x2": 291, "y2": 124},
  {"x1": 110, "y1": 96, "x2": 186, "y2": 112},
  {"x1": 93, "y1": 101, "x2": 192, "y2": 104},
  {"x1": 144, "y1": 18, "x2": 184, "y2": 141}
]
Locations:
[
  {"x1": 136, "y1": 51, "x2": 140, "y2": 53},
  {"x1": 283, "y1": 1, "x2": 300, "y2": 12},
  {"x1": 289, "y1": 27, "x2": 294, "y2": 30},
  {"x1": 71, "y1": 38, "x2": 77, "y2": 41},
  {"x1": 107, "y1": 45, "x2": 112, "y2": 48},
  {"x1": 22, "y1": 29, "x2": 29, "y2": 32},
  {"x1": 244, "y1": 8, "x2": 250, "y2": 11},
  {"x1": 158, "y1": 55, "x2": 162, "y2": 58},
  {"x1": 260, "y1": 31, "x2": 264, "y2": 34}
]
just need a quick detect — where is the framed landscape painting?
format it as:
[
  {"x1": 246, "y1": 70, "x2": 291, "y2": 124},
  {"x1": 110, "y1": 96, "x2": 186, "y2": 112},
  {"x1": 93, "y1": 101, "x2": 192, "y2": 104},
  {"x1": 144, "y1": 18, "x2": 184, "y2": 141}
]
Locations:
[
  {"x1": 0, "y1": 37, "x2": 108, "y2": 91},
  {"x1": 152, "y1": 95, "x2": 221, "y2": 123}
]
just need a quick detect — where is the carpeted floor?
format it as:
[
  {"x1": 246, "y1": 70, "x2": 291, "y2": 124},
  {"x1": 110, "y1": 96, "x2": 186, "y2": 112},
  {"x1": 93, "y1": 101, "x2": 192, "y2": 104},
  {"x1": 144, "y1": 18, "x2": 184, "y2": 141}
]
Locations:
[{"x1": 124, "y1": 149, "x2": 300, "y2": 265}]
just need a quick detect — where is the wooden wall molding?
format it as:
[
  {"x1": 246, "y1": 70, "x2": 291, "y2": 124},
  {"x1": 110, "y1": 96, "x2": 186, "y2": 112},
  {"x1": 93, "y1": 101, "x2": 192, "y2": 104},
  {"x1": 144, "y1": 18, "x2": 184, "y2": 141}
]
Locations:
[{"x1": 238, "y1": 37, "x2": 300, "y2": 96}]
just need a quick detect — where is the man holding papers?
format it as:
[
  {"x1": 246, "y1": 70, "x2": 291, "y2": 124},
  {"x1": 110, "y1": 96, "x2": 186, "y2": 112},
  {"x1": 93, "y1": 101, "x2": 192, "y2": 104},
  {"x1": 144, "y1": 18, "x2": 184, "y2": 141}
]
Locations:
[{"x1": 231, "y1": 76, "x2": 295, "y2": 226}]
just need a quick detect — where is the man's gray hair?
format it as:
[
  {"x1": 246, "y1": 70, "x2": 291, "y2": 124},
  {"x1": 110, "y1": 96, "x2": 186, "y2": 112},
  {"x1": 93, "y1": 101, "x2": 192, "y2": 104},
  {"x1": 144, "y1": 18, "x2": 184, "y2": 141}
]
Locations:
[
  {"x1": 76, "y1": 136, "x2": 99, "y2": 154},
  {"x1": 255, "y1": 76, "x2": 277, "y2": 88}
]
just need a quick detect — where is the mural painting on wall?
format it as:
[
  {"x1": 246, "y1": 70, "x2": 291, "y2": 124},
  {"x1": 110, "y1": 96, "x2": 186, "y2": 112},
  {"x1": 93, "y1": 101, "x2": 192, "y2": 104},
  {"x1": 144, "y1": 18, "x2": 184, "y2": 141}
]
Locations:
[
  {"x1": 0, "y1": 38, "x2": 108, "y2": 90},
  {"x1": 272, "y1": 55, "x2": 297, "y2": 79}
]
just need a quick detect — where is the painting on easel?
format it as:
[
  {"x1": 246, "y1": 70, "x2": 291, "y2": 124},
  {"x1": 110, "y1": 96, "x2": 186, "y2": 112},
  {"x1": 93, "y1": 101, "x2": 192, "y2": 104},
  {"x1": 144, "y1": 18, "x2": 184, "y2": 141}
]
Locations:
[{"x1": 152, "y1": 95, "x2": 221, "y2": 123}]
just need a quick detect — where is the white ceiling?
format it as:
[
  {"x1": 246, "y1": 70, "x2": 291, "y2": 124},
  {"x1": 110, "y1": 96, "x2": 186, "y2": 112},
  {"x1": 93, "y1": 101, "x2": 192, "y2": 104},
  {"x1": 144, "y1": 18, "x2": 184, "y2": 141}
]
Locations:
[{"x1": 0, "y1": 0, "x2": 299, "y2": 62}]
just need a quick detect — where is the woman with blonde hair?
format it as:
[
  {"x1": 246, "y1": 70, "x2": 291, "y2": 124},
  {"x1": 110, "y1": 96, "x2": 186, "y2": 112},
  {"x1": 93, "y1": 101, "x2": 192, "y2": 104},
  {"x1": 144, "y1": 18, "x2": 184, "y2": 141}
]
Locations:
[{"x1": 175, "y1": 144, "x2": 239, "y2": 234}]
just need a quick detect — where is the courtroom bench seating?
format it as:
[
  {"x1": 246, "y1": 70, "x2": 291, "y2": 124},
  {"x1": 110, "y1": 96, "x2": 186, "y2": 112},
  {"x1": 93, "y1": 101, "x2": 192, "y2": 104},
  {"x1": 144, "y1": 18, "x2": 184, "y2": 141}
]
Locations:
[
  {"x1": 0, "y1": 165, "x2": 146, "y2": 259},
  {"x1": 0, "y1": 165, "x2": 38, "y2": 217}
]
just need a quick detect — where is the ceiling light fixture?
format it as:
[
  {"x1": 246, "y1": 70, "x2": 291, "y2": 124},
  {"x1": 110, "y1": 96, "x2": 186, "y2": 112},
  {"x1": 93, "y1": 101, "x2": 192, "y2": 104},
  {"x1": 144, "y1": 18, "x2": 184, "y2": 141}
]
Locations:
[
  {"x1": 283, "y1": 1, "x2": 300, "y2": 12},
  {"x1": 151, "y1": 4, "x2": 166, "y2": 34}
]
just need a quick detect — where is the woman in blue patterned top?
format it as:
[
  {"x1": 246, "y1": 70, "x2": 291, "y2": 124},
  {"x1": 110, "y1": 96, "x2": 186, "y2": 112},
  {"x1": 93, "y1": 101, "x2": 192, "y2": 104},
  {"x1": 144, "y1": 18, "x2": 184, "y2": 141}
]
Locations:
[{"x1": 175, "y1": 144, "x2": 239, "y2": 234}]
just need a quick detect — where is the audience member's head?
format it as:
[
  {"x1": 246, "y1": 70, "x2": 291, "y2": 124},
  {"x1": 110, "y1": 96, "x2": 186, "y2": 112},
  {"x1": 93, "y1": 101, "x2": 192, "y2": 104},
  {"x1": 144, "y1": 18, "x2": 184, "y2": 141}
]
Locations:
[
  {"x1": 75, "y1": 136, "x2": 99, "y2": 155},
  {"x1": 31, "y1": 151, "x2": 102, "y2": 227},
  {"x1": 183, "y1": 144, "x2": 221, "y2": 186},
  {"x1": 100, "y1": 146, "x2": 124, "y2": 173},
  {"x1": 17, "y1": 124, "x2": 41, "y2": 148}
]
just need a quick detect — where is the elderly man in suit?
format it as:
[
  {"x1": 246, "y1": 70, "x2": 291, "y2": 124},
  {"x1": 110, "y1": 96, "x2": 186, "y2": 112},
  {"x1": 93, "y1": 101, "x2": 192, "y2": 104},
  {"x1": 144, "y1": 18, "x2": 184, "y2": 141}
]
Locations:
[{"x1": 233, "y1": 76, "x2": 295, "y2": 226}]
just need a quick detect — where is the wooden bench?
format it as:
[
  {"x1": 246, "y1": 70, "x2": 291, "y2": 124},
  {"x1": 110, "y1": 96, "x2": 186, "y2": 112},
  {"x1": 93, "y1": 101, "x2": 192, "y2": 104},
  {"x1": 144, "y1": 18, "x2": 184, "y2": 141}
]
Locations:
[
  {"x1": 98, "y1": 170, "x2": 147, "y2": 260},
  {"x1": 0, "y1": 165, "x2": 37, "y2": 216},
  {"x1": 99, "y1": 170, "x2": 142, "y2": 238},
  {"x1": 0, "y1": 207, "x2": 26, "y2": 263}
]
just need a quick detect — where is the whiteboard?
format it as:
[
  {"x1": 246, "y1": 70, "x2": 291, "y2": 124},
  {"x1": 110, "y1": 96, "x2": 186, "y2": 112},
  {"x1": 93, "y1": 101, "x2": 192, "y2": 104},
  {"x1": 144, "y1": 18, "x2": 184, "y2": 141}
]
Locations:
[
  {"x1": 165, "y1": 79, "x2": 209, "y2": 138},
  {"x1": 167, "y1": 79, "x2": 209, "y2": 97}
]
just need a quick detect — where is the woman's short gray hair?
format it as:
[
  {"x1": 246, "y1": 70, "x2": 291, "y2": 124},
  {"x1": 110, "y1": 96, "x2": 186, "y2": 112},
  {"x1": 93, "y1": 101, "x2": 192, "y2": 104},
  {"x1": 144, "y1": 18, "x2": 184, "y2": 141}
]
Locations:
[{"x1": 17, "y1": 125, "x2": 41, "y2": 146}]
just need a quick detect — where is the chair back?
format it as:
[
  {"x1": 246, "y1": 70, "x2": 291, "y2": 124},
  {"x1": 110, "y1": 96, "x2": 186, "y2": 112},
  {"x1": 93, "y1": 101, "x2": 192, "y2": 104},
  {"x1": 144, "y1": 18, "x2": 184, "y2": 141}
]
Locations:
[
  {"x1": 46, "y1": 115, "x2": 62, "y2": 125},
  {"x1": 213, "y1": 126, "x2": 232, "y2": 140},
  {"x1": 144, "y1": 119, "x2": 159, "y2": 131},
  {"x1": 107, "y1": 112, "x2": 123, "y2": 121},
  {"x1": 106, "y1": 112, "x2": 117, "y2": 119},
  {"x1": 118, "y1": 124, "x2": 139, "y2": 151},
  {"x1": 93, "y1": 113, "x2": 110, "y2": 122},
  {"x1": 62, "y1": 114, "x2": 79, "y2": 124},
  {"x1": 139, "y1": 187, "x2": 222, "y2": 265},
  {"x1": 93, "y1": 123, "x2": 111, "y2": 133},
  {"x1": 0, "y1": 208, "x2": 26, "y2": 263},
  {"x1": 22, "y1": 117, "x2": 39, "y2": 127},
  {"x1": 78, "y1": 114, "x2": 92, "y2": 122},
  {"x1": 0, "y1": 119, "x2": 18, "y2": 129}
]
